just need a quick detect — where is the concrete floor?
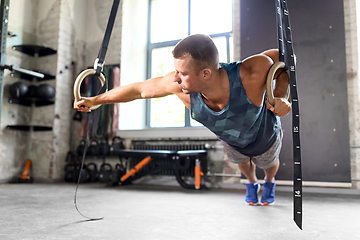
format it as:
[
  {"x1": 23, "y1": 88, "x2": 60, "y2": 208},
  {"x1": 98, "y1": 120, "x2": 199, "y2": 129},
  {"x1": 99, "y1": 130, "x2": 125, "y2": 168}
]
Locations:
[{"x1": 0, "y1": 182, "x2": 359, "y2": 240}]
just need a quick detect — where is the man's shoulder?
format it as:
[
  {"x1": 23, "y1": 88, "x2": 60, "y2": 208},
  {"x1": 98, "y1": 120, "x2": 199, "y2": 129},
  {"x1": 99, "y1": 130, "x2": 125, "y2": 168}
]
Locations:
[
  {"x1": 240, "y1": 54, "x2": 273, "y2": 81},
  {"x1": 242, "y1": 54, "x2": 272, "y2": 72}
]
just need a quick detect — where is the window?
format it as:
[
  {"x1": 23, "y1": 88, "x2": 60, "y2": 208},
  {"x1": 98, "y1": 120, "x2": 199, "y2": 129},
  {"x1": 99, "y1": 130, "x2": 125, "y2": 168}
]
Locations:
[{"x1": 148, "y1": 0, "x2": 233, "y2": 128}]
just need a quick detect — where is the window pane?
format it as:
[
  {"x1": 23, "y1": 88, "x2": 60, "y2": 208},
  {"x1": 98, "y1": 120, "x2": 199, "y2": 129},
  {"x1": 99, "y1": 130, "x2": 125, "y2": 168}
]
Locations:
[
  {"x1": 212, "y1": 37, "x2": 228, "y2": 63},
  {"x1": 148, "y1": 0, "x2": 233, "y2": 129},
  {"x1": 190, "y1": 0, "x2": 232, "y2": 35},
  {"x1": 150, "y1": 47, "x2": 185, "y2": 127},
  {"x1": 150, "y1": 95, "x2": 185, "y2": 127},
  {"x1": 151, "y1": 46, "x2": 174, "y2": 77},
  {"x1": 151, "y1": 0, "x2": 188, "y2": 43}
]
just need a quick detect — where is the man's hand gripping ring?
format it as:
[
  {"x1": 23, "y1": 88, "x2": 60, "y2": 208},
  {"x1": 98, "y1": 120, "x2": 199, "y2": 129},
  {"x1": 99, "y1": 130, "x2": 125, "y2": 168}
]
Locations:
[
  {"x1": 266, "y1": 61, "x2": 292, "y2": 106},
  {"x1": 73, "y1": 69, "x2": 107, "y2": 110}
]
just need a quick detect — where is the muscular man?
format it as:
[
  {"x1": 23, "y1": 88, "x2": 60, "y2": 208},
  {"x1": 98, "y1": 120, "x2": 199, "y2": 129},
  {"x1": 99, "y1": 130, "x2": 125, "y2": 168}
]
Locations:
[{"x1": 74, "y1": 34, "x2": 291, "y2": 205}]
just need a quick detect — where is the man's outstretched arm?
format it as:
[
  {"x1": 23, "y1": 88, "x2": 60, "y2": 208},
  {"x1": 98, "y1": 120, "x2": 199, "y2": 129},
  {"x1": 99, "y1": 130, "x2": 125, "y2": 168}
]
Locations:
[{"x1": 74, "y1": 71, "x2": 179, "y2": 112}]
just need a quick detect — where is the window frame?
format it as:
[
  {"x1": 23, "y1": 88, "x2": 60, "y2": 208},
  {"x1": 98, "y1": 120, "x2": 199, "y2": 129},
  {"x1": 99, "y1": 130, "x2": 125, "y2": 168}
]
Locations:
[{"x1": 146, "y1": 0, "x2": 233, "y2": 128}]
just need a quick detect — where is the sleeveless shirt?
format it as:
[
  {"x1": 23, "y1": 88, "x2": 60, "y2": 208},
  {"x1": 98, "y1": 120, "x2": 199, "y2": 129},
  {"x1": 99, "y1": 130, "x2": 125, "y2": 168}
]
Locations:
[{"x1": 190, "y1": 61, "x2": 281, "y2": 157}]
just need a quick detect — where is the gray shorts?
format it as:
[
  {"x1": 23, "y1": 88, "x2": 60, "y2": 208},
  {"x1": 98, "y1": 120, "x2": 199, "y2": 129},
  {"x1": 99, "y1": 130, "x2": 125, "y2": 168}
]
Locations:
[{"x1": 221, "y1": 130, "x2": 283, "y2": 169}]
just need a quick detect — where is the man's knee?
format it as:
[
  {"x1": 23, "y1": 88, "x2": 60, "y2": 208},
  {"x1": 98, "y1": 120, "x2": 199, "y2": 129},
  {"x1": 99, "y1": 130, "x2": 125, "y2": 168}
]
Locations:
[
  {"x1": 238, "y1": 158, "x2": 251, "y2": 166},
  {"x1": 261, "y1": 158, "x2": 279, "y2": 170}
]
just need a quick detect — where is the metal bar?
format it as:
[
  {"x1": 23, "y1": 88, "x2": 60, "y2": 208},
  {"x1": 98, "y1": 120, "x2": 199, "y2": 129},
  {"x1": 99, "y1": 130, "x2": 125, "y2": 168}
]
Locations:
[
  {"x1": 0, "y1": 0, "x2": 10, "y2": 126},
  {"x1": 226, "y1": 34, "x2": 230, "y2": 63},
  {"x1": 208, "y1": 173, "x2": 242, "y2": 177},
  {"x1": 146, "y1": 0, "x2": 153, "y2": 128},
  {"x1": 11, "y1": 66, "x2": 45, "y2": 78},
  {"x1": 148, "y1": 32, "x2": 233, "y2": 51}
]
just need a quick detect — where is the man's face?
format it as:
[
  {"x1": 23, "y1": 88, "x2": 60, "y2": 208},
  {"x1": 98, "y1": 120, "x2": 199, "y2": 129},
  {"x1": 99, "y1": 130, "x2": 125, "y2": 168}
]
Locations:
[{"x1": 173, "y1": 55, "x2": 201, "y2": 94}]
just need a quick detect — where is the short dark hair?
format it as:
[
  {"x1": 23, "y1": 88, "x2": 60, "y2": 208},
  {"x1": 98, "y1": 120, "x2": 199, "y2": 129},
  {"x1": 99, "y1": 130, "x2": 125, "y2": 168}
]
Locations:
[{"x1": 172, "y1": 34, "x2": 219, "y2": 73}]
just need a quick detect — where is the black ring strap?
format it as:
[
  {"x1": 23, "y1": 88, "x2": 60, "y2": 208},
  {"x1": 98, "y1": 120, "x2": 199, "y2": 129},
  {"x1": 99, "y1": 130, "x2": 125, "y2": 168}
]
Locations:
[
  {"x1": 95, "y1": 0, "x2": 121, "y2": 77},
  {"x1": 275, "y1": 0, "x2": 303, "y2": 230},
  {"x1": 74, "y1": 0, "x2": 121, "y2": 221}
]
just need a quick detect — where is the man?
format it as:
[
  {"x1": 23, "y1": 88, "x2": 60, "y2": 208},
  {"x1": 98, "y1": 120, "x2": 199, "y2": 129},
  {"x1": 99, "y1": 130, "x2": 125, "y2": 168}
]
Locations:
[{"x1": 74, "y1": 34, "x2": 291, "y2": 205}]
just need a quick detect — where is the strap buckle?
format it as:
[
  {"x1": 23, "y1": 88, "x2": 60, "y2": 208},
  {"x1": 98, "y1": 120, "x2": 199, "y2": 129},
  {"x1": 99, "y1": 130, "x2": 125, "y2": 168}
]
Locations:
[{"x1": 93, "y1": 58, "x2": 105, "y2": 76}]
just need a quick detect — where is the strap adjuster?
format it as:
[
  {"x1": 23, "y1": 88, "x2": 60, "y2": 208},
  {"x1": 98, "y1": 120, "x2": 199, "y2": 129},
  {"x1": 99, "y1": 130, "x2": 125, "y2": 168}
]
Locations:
[{"x1": 94, "y1": 58, "x2": 105, "y2": 76}]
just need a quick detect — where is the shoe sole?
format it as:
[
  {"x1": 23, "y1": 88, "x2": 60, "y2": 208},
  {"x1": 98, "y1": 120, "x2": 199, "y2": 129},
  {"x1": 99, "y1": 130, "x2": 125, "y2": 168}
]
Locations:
[{"x1": 261, "y1": 201, "x2": 275, "y2": 206}]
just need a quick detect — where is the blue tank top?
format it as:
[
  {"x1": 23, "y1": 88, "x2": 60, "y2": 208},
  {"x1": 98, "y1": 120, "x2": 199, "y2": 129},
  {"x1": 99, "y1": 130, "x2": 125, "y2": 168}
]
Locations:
[{"x1": 190, "y1": 61, "x2": 281, "y2": 157}]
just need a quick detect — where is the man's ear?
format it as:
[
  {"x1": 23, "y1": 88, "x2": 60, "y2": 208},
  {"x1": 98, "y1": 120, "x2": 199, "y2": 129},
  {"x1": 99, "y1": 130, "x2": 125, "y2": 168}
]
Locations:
[{"x1": 202, "y1": 68, "x2": 211, "y2": 79}]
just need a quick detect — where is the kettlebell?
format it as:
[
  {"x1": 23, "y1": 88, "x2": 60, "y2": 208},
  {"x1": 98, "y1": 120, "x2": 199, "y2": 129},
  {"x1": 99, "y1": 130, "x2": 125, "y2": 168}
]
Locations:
[
  {"x1": 88, "y1": 139, "x2": 99, "y2": 157},
  {"x1": 76, "y1": 139, "x2": 87, "y2": 156},
  {"x1": 75, "y1": 164, "x2": 90, "y2": 183},
  {"x1": 98, "y1": 138, "x2": 111, "y2": 157},
  {"x1": 111, "y1": 136, "x2": 125, "y2": 154},
  {"x1": 86, "y1": 163, "x2": 99, "y2": 182},
  {"x1": 64, "y1": 163, "x2": 77, "y2": 182},
  {"x1": 99, "y1": 163, "x2": 112, "y2": 183},
  {"x1": 109, "y1": 163, "x2": 125, "y2": 185}
]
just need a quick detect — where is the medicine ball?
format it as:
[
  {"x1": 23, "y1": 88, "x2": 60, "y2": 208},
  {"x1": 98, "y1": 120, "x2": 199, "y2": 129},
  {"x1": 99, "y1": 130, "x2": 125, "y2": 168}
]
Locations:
[
  {"x1": 9, "y1": 81, "x2": 28, "y2": 98},
  {"x1": 36, "y1": 83, "x2": 55, "y2": 99},
  {"x1": 26, "y1": 85, "x2": 38, "y2": 98}
]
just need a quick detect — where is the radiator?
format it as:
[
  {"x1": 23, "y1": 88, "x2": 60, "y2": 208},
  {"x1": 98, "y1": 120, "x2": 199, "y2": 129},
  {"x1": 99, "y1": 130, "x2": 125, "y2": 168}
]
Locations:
[{"x1": 130, "y1": 140, "x2": 207, "y2": 177}]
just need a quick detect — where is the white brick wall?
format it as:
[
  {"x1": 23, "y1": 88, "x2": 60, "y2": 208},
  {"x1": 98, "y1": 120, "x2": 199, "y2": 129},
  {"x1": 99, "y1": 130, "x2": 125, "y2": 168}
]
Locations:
[
  {"x1": 31, "y1": 0, "x2": 60, "y2": 180},
  {"x1": 51, "y1": 0, "x2": 76, "y2": 180},
  {"x1": 85, "y1": 0, "x2": 122, "y2": 68},
  {"x1": 27, "y1": 0, "x2": 124, "y2": 181},
  {"x1": 0, "y1": 0, "x2": 39, "y2": 182}
]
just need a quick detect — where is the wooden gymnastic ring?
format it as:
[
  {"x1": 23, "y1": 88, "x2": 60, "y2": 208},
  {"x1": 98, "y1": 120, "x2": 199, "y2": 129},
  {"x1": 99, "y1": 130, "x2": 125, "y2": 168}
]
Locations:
[
  {"x1": 266, "y1": 61, "x2": 291, "y2": 106},
  {"x1": 73, "y1": 69, "x2": 106, "y2": 110}
]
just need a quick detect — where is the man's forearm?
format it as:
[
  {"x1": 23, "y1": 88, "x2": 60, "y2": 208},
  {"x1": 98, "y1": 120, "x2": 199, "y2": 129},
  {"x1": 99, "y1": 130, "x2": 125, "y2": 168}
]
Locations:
[{"x1": 93, "y1": 83, "x2": 142, "y2": 105}]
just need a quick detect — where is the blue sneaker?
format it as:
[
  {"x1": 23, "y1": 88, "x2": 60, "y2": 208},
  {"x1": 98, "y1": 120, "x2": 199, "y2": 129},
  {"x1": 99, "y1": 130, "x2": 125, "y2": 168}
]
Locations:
[
  {"x1": 261, "y1": 181, "x2": 276, "y2": 205},
  {"x1": 245, "y1": 182, "x2": 260, "y2": 205}
]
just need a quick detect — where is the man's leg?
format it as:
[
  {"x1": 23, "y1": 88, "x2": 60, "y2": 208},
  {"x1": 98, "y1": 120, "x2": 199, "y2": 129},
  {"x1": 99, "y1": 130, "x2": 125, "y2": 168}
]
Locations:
[
  {"x1": 238, "y1": 158, "x2": 257, "y2": 183},
  {"x1": 238, "y1": 159, "x2": 260, "y2": 205},
  {"x1": 261, "y1": 159, "x2": 279, "y2": 205},
  {"x1": 240, "y1": 158, "x2": 280, "y2": 206},
  {"x1": 264, "y1": 159, "x2": 280, "y2": 182}
]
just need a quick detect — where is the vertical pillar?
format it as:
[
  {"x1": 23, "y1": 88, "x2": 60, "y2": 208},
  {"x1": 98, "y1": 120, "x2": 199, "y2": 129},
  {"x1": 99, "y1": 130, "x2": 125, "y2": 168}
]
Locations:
[
  {"x1": 344, "y1": 0, "x2": 360, "y2": 189},
  {"x1": 0, "y1": 0, "x2": 10, "y2": 125}
]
